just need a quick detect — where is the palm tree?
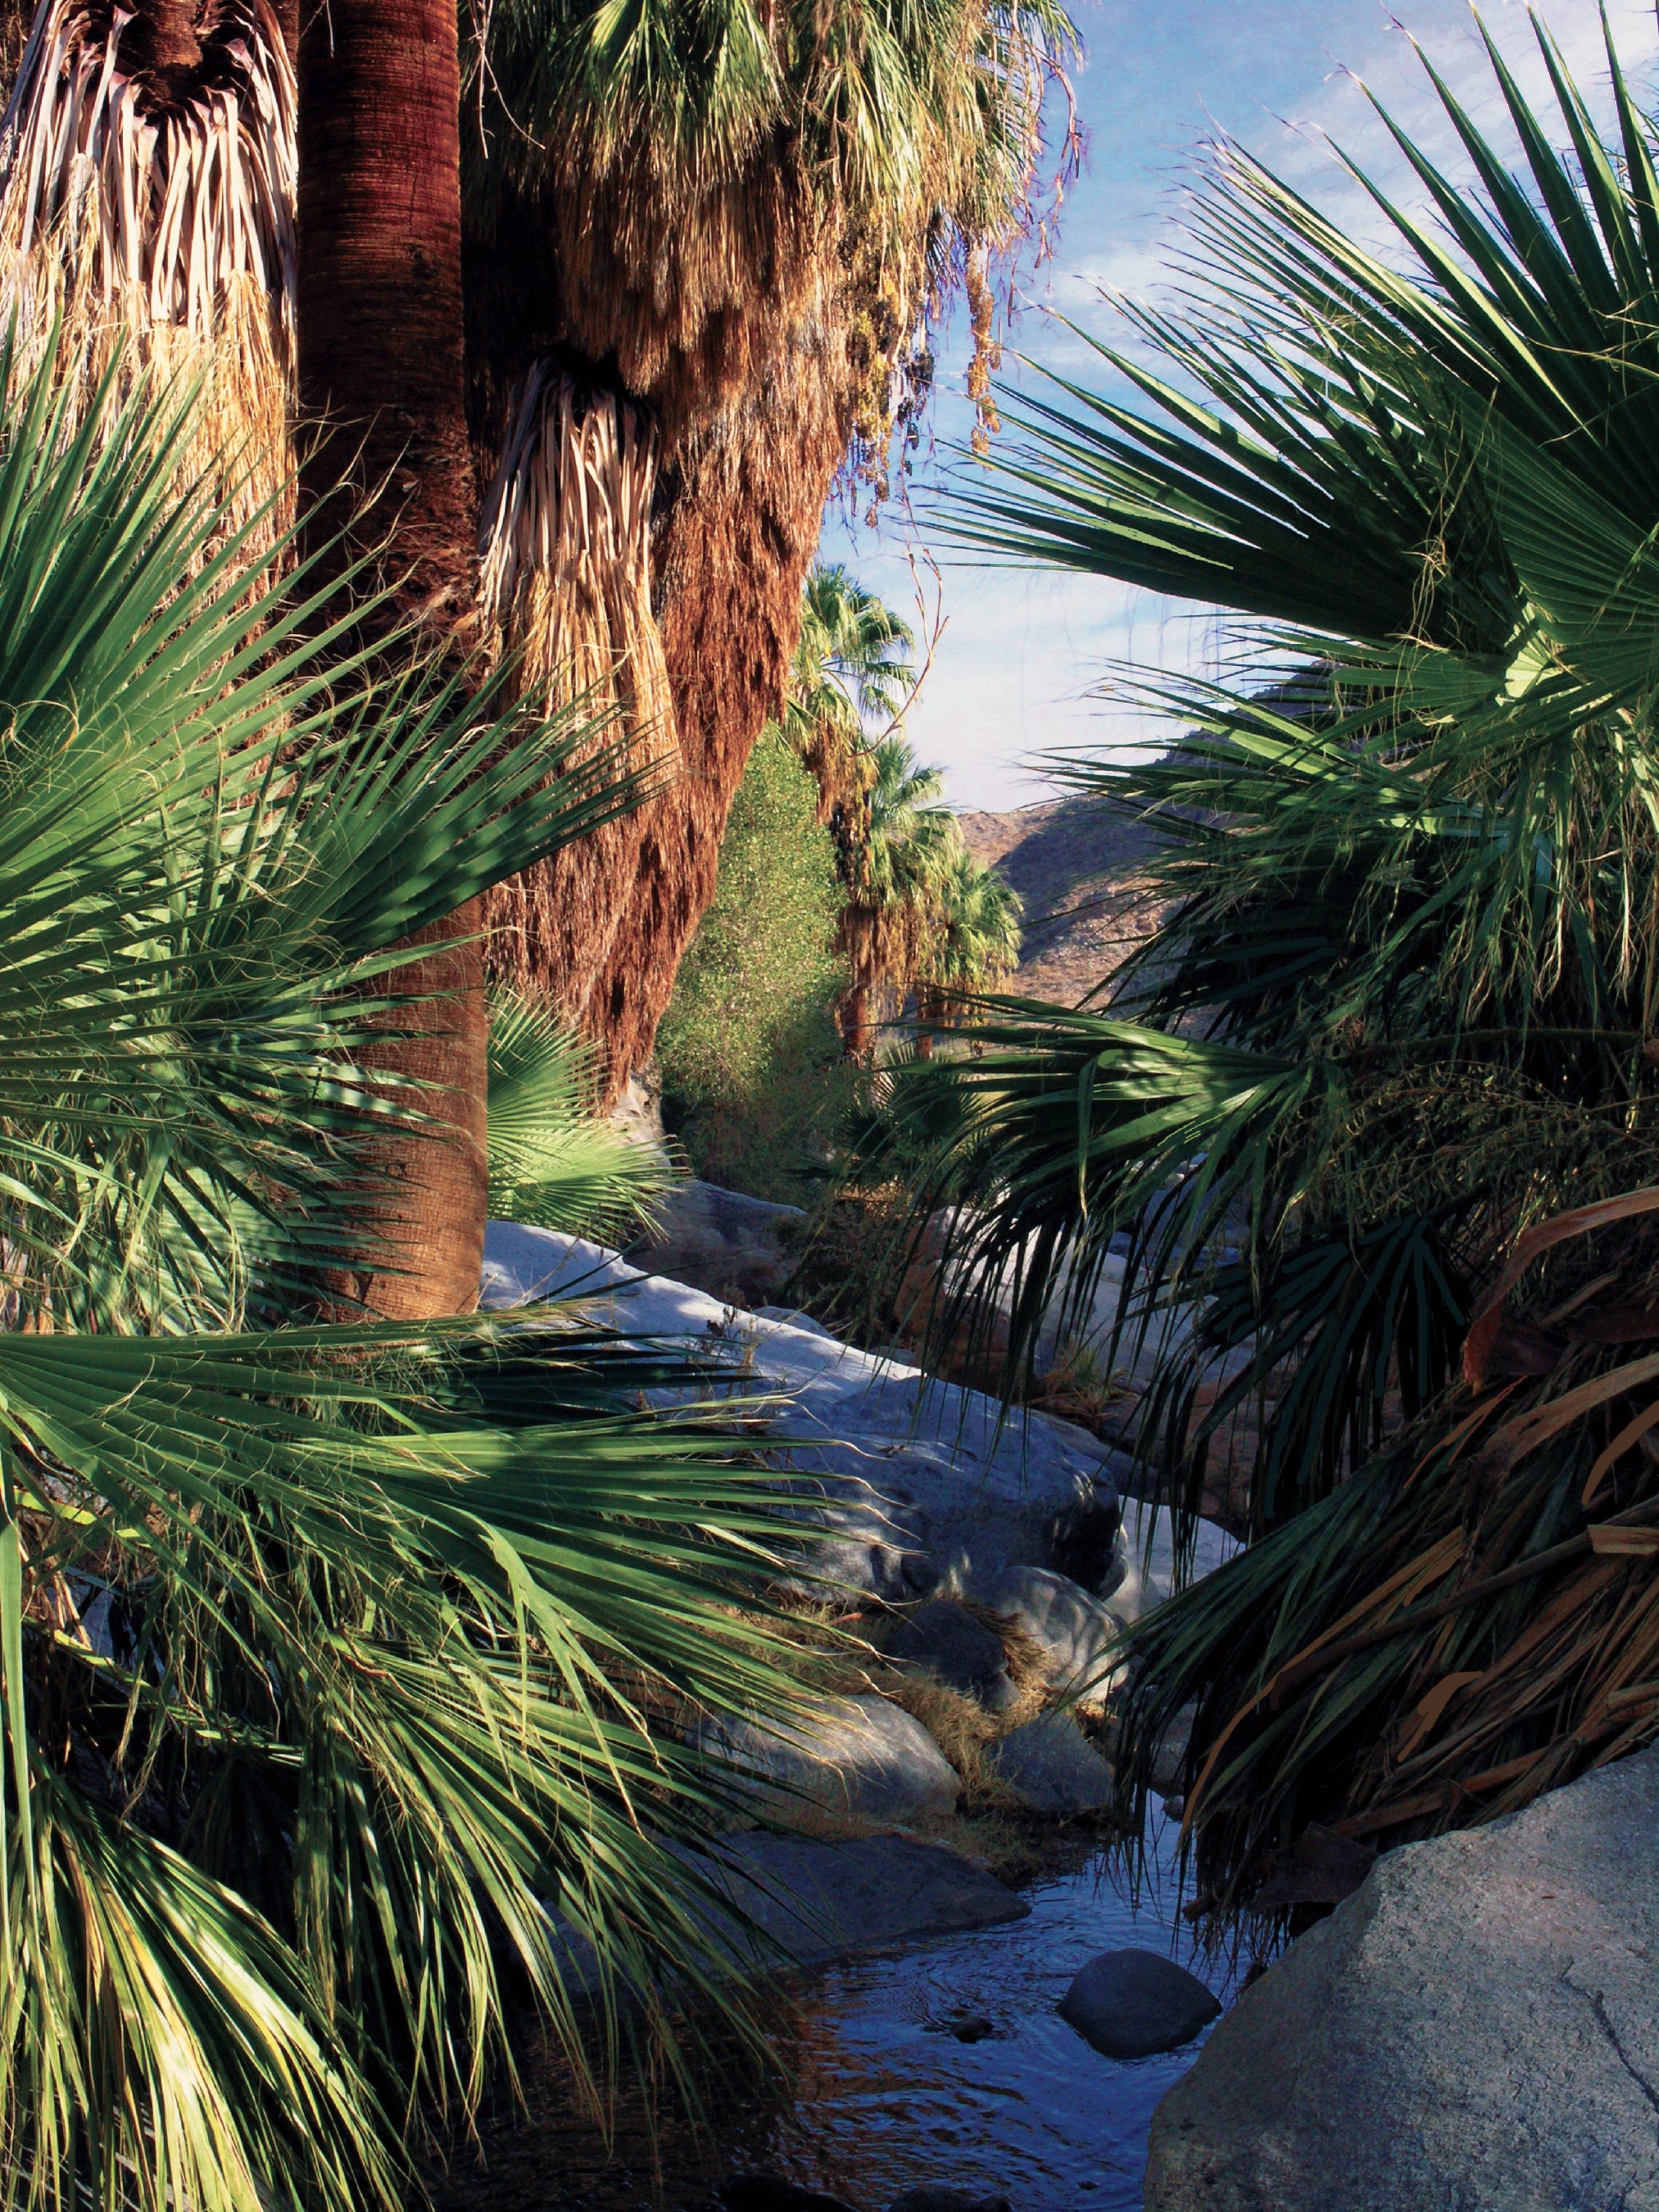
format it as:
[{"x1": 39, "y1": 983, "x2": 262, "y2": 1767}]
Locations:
[
  {"x1": 0, "y1": 0, "x2": 297, "y2": 548},
  {"x1": 292, "y1": 0, "x2": 504, "y2": 1319},
  {"x1": 0, "y1": 341, "x2": 816, "y2": 2212},
  {"x1": 463, "y1": 0, "x2": 1080, "y2": 1094},
  {"x1": 886, "y1": 11, "x2": 1659, "y2": 1907},
  {"x1": 0, "y1": 0, "x2": 1078, "y2": 1290},
  {"x1": 914, "y1": 841, "x2": 1022, "y2": 1052},
  {"x1": 784, "y1": 559, "x2": 916, "y2": 875},
  {"x1": 836, "y1": 733, "x2": 962, "y2": 1057}
]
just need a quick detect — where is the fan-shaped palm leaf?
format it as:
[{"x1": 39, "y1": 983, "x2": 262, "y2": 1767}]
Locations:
[{"x1": 0, "y1": 340, "x2": 826, "y2": 2210}]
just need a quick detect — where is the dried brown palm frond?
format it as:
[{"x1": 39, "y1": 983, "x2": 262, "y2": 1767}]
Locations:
[
  {"x1": 466, "y1": 0, "x2": 1078, "y2": 471},
  {"x1": 0, "y1": 0, "x2": 294, "y2": 543},
  {"x1": 478, "y1": 362, "x2": 681, "y2": 1053},
  {"x1": 1117, "y1": 1185, "x2": 1659, "y2": 1924}
]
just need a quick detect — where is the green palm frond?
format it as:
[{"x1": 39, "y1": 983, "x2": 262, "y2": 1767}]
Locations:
[
  {"x1": 0, "y1": 338, "x2": 830, "y2": 2210},
  {"x1": 0, "y1": 1317, "x2": 814, "y2": 2209},
  {"x1": 0, "y1": 334, "x2": 650, "y2": 1330},
  {"x1": 892, "y1": 7, "x2": 1659, "y2": 1897},
  {"x1": 487, "y1": 985, "x2": 675, "y2": 1239}
]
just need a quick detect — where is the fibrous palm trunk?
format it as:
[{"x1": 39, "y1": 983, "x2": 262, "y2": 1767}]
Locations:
[
  {"x1": 579, "y1": 350, "x2": 850, "y2": 1095},
  {"x1": 297, "y1": 0, "x2": 487, "y2": 1317},
  {"x1": 477, "y1": 364, "x2": 680, "y2": 1053}
]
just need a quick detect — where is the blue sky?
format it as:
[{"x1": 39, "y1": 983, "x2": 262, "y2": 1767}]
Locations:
[{"x1": 819, "y1": 0, "x2": 1659, "y2": 809}]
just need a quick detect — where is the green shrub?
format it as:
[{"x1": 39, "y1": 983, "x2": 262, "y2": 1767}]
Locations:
[{"x1": 657, "y1": 726, "x2": 851, "y2": 1202}]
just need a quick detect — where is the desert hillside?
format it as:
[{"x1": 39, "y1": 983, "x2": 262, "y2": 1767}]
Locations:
[{"x1": 957, "y1": 792, "x2": 1169, "y2": 1006}]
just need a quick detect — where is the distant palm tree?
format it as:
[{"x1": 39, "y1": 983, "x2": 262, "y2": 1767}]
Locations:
[
  {"x1": 915, "y1": 841, "x2": 1023, "y2": 1052},
  {"x1": 781, "y1": 563, "x2": 1020, "y2": 1055},
  {"x1": 837, "y1": 735, "x2": 962, "y2": 1057},
  {"x1": 784, "y1": 560, "x2": 917, "y2": 877}
]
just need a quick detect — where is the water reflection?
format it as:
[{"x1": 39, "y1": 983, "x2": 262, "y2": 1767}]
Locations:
[{"x1": 428, "y1": 1813, "x2": 1234, "y2": 2212}]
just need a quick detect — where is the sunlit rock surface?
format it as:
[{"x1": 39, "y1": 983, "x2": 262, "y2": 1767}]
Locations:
[{"x1": 1144, "y1": 1743, "x2": 1659, "y2": 2212}]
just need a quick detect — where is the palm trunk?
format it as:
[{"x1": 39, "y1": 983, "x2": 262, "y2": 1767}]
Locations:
[
  {"x1": 842, "y1": 982, "x2": 873, "y2": 1061},
  {"x1": 575, "y1": 357, "x2": 850, "y2": 1095},
  {"x1": 297, "y1": 0, "x2": 473, "y2": 623},
  {"x1": 297, "y1": 0, "x2": 486, "y2": 1317},
  {"x1": 137, "y1": 0, "x2": 201, "y2": 89}
]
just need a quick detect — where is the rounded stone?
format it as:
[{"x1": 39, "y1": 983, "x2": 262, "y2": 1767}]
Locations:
[
  {"x1": 1045, "y1": 1485, "x2": 1126, "y2": 1595},
  {"x1": 987, "y1": 1712, "x2": 1114, "y2": 1817},
  {"x1": 972, "y1": 1563, "x2": 1128, "y2": 1707},
  {"x1": 691, "y1": 1692, "x2": 959, "y2": 1826},
  {"x1": 887, "y1": 1599, "x2": 1009, "y2": 1704},
  {"x1": 1058, "y1": 1947, "x2": 1222, "y2": 2060}
]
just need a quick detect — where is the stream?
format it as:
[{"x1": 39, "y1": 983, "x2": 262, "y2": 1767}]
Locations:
[{"x1": 428, "y1": 1811, "x2": 1238, "y2": 2212}]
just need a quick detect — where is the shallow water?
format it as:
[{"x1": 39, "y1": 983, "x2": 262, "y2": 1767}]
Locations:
[{"x1": 430, "y1": 1813, "x2": 1235, "y2": 2212}]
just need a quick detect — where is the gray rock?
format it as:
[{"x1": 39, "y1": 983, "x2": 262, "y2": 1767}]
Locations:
[
  {"x1": 551, "y1": 1833, "x2": 1028, "y2": 1998},
  {"x1": 972, "y1": 1563, "x2": 1127, "y2": 1707},
  {"x1": 1045, "y1": 1486, "x2": 1126, "y2": 1597},
  {"x1": 1149, "y1": 1703, "x2": 1195, "y2": 1796},
  {"x1": 1112, "y1": 1504, "x2": 1240, "y2": 1626},
  {"x1": 1144, "y1": 1743, "x2": 1659, "y2": 2211},
  {"x1": 1059, "y1": 1947, "x2": 1221, "y2": 2060},
  {"x1": 628, "y1": 1178, "x2": 804, "y2": 1307},
  {"x1": 753, "y1": 1305, "x2": 836, "y2": 1338},
  {"x1": 988, "y1": 1713, "x2": 1114, "y2": 1817},
  {"x1": 691, "y1": 1693, "x2": 959, "y2": 1827},
  {"x1": 480, "y1": 1217, "x2": 1133, "y2": 1603},
  {"x1": 887, "y1": 2192, "x2": 1013, "y2": 2212},
  {"x1": 887, "y1": 1601, "x2": 1009, "y2": 1707},
  {"x1": 478, "y1": 1221, "x2": 1245, "y2": 1612},
  {"x1": 710, "y1": 1831, "x2": 1029, "y2": 1968}
]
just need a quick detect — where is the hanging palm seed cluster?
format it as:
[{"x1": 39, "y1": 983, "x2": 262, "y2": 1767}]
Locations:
[
  {"x1": 0, "y1": 0, "x2": 295, "y2": 546},
  {"x1": 478, "y1": 362, "x2": 680, "y2": 1024}
]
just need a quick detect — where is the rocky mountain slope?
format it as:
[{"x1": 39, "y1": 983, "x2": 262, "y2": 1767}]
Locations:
[{"x1": 957, "y1": 791, "x2": 1167, "y2": 1007}]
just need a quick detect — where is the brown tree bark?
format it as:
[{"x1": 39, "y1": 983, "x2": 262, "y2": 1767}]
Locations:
[
  {"x1": 576, "y1": 355, "x2": 850, "y2": 1097},
  {"x1": 841, "y1": 982, "x2": 874, "y2": 1062},
  {"x1": 297, "y1": 0, "x2": 487, "y2": 1318},
  {"x1": 297, "y1": 0, "x2": 474, "y2": 626}
]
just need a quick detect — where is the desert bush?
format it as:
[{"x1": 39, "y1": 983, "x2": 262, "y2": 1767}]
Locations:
[{"x1": 658, "y1": 727, "x2": 854, "y2": 1201}]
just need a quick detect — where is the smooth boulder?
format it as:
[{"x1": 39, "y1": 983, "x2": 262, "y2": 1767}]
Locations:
[
  {"x1": 628, "y1": 1177, "x2": 803, "y2": 1306},
  {"x1": 714, "y1": 1832, "x2": 1029, "y2": 1966},
  {"x1": 691, "y1": 1693, "x2": 959, "y2": 1827},
  {"x1": 552, "y1": 1833, "x2": 1028, "y2": 1995},
  {"x1": 481, "y1": 1219, "x2": 1128, "y2": 1602},
  {"x1": 887, "y1": 1600, "x2": 1016, "y2": 1711},
  {"x1": 1145, "y1": 1743, "x2": 1659, "y2": 2210},
  {"x1": 1059, "y1": 1947, "x2": 1220, "y2": 2060},
  {"x1": 988, "y1": 1713, "x2": 1113, "y2": 1817},
  {"x1": 972, "y1": 1563, "x2": 1126, "y2": 1707}
]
